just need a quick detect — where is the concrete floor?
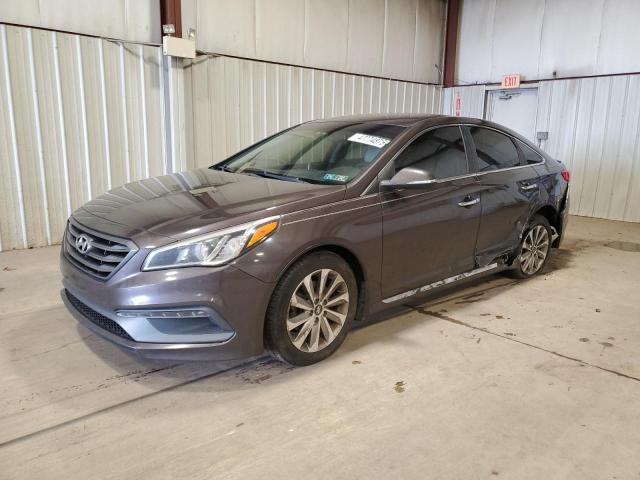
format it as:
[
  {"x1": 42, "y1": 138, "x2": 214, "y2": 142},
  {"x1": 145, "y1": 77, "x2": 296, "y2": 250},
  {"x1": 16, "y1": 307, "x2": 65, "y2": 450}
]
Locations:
[{"x1": 1, "y1": 215, "x2": 640, "y2": 479}]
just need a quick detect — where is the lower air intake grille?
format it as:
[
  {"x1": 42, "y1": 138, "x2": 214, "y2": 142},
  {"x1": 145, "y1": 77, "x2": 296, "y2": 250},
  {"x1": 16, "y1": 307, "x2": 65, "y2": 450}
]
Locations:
[{"x1": 66, "y1": 291, "x2": 134, "y2": 341}]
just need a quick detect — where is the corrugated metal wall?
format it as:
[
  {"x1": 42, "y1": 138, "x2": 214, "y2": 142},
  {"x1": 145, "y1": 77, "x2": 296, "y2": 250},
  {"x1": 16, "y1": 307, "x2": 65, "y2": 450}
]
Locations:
[
  {"x1": 181, "y1": 0, "x2": 445, "y2": 84},
  {"x1": 183, "y1": 55, "x2": 443, "y2": 169},
  {"x1": 0, "y1": 24, "x2": 167, "y2": 251},
  {"x1": 441, "y1": 85, "x2": 486, "y2": 119},
  {"x1": 0, "y1": 22, "x2": 442, "y2": 253},
  {"x1": 0, "y1": 0, "x2": 161, "y2": 43},
  {"x1": 456, "y1": 0, "x2": 640, "y2": 84},
  {"x1": 7, "y1": 15, "x2": 637, "y2": 255},
  {"x1": 536, "y1": 75, "x2": 640, "y2": 223},
  {"x1": 442, "y1": 78, "x2": 640, "y2": 223}
]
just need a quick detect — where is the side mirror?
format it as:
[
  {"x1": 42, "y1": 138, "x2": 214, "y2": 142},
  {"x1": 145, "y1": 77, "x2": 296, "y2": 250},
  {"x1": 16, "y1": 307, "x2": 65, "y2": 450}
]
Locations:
[{"x1": 380, "y1": 167, "x2": 435, "y2": 190}]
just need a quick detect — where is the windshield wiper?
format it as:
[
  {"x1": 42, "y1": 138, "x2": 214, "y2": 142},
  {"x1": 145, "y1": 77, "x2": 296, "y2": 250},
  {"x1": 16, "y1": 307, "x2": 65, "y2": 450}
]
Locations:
[
  {"x1": 214, "y1": 165, "x2": 336, "y2": 185},
  {"x1": 239, "y1": 168, "x2": 309, "y2": 183}
]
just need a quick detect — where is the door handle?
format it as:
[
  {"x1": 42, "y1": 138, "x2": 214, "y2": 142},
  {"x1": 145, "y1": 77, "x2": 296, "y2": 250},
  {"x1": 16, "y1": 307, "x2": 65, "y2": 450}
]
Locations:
[
  {"x1": 520, "y1": 183, "x2": 538, "y2": 191},
  {"x1": 458, "y1": 197, "x2": 480, "y2": 207}
]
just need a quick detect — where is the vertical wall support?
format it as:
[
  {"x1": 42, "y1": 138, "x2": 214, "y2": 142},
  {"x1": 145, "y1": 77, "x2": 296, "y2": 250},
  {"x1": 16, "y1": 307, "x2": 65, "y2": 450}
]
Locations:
[
  {"x1": 161, "y1": 55, "x2": 176, "y2": 173},
  {"x1": 443, "y1": 0, "x2": 460, "y2": 88},
  {"x1": 159, "y1": 0, "x2": 183, "y2": 173},
  {"x1": 160, "y1": 0, "x2": 182, "y2": 38}
]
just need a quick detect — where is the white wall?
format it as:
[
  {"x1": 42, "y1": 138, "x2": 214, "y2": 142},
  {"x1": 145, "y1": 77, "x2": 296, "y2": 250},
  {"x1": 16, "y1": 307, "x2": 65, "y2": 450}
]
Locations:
[
  {"x1": 0, "y1": 0, "x2": 161, "y2": 43},
  {"x1": 0, "y1": 19, "x2": 442, "y2": 253},
  {"x1": 441, "y1": 85, "x2": 486, "y2": 118},
  {"x1": 0, "y1": 24, "x2": 170, "y2": 251},
  {"x1": 442, "y1": 74, "x2": 640, "y2": 224},
  {"x1": 184, "y1": 54, "x2": 443, "y2": 168},
  {"x1": 456, "y1": 0, "x2": 640, "y2": 85},
  {"x1": 181, "y1": 0, "x2": 445, "y2": 84},
  {"x1": 536, "y1": 75, "x2": 640, "y2": 223}
]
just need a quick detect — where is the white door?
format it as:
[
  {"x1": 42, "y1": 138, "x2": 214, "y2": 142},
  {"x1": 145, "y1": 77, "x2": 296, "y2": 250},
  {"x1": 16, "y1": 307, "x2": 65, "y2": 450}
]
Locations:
[{"x1": 485, "y1": 88, "x2": 538, "y2": 142}]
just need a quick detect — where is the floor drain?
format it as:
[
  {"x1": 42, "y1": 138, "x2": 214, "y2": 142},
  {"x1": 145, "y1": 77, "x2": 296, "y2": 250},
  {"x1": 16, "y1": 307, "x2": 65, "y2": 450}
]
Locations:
[{"x1": 604, "y1": 241, "x2": 640, "y2": 252}]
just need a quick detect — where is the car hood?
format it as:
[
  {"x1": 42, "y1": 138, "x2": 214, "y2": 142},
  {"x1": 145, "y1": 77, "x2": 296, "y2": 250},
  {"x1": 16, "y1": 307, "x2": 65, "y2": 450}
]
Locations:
[{"x1": 74, "y1": 168, "x2": 345, "y2": 242}]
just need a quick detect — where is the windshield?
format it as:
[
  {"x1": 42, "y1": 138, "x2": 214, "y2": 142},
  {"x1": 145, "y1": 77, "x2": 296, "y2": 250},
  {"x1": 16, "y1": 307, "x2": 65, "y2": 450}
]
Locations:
[{"x1": 214, "y1": 121, "x2": 405, "y2": 184}]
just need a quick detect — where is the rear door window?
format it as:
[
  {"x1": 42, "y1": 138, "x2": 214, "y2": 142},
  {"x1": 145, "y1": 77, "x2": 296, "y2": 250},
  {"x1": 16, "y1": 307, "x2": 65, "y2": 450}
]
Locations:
[
  {"x1": 468, "y1": 127, "x2": 521, "y2": 172},
  {"x1": 393, "y1": 126, "x2": 468, "y2": 180}
]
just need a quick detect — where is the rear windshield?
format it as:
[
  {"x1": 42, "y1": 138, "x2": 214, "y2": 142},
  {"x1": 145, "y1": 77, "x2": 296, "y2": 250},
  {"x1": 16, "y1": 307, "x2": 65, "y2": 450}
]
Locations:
[{"x1": 215, "y1": 121, "x2": 405, "y2": 184}]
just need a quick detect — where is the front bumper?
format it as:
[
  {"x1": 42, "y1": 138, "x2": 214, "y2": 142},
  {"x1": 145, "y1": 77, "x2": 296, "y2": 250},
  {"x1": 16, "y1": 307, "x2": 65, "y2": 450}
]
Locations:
[{"x1": 60, "y1": 249, "x2": 275, "y2": 361}]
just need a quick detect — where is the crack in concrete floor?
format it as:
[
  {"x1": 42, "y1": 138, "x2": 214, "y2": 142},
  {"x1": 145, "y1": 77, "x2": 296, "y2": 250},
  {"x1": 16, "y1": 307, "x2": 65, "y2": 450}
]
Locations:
[
  {"x1": 411, "y1": 307, "x2": 640, "y2": 384},
  {"x1": 0, "y1": 356, "x2": 267, "y2": 450}
]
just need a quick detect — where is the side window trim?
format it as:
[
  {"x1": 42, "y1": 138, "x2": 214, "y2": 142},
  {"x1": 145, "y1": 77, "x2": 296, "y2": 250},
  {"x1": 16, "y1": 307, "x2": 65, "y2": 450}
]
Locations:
[
  {"x1": 460, "y1": 125, "x2": 478, "y2": 174},
  {"x1": 513, "y1": 137, "x2": 527, "y2": 167},
  {"x1": 362, "y1": 123, "x2": 546, "y2": 196},
  {"x1": 458, "y1": 125, "x2": 473, "y2": 176},
  {"x1": 512, "y1": 137, "x2": 527, "y2": 167}
]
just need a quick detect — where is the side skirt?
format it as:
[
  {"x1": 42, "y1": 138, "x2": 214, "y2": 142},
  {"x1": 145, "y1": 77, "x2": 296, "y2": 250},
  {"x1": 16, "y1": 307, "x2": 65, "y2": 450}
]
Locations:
[{"x1": 382, "y1": 263, "x2": 500, "y2": 304}]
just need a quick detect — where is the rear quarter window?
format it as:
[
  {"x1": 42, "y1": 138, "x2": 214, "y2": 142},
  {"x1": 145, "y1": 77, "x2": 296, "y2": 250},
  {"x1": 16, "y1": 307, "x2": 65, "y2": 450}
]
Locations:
[{"x1": 518, "y1": 141, "x2": 545, "y2": 164}]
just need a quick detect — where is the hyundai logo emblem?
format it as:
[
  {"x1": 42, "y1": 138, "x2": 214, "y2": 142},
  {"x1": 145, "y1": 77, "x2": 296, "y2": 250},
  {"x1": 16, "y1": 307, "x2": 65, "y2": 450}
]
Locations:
[{"x1": 75, "y1": 234, "x2": 92, "y2": 254}]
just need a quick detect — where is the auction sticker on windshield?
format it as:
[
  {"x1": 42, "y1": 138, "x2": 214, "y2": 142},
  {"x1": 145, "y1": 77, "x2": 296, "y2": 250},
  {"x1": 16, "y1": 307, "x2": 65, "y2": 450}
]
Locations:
[
  {"x1": 323, "y1": 173, "x2": 349, "y2": 182},
  {"x1": 348, "y1": 133, "x2": 390, "y2": 148}
]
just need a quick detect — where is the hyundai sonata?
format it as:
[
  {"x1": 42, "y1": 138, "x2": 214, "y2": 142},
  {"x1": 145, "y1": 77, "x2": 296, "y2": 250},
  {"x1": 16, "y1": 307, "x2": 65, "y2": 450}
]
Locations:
[{"x1": 61, "y1": 115, "x2": 569, "y2": 365}]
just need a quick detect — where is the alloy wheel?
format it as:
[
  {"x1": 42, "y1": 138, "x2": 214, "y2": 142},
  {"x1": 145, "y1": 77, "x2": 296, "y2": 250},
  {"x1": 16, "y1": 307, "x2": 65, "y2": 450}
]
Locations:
[
  {"x1": 519, "y1": 225, "x2": 550, "y2": 275},
  {"x1": 286, "y1": 269, "x2": 349, "y2": 353}
]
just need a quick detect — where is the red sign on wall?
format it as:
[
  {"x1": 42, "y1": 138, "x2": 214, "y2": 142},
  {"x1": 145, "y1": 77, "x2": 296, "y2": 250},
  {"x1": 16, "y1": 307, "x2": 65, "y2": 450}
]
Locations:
[
  {"x1": 501, "y1": 74, "x2": 521, "y2": 89},
  {"x1": 455, "y1": 92, "x2": 461, "y2": 116}
]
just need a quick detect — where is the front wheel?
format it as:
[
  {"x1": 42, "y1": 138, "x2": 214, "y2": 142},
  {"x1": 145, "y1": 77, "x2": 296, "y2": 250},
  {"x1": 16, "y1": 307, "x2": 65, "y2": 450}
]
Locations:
[
  {"x1": 264, "y1": 251, "x2": 358, "y2": 366},
  {"x1": 511, "y1": 215, "x2": 552, "y2": 279}
]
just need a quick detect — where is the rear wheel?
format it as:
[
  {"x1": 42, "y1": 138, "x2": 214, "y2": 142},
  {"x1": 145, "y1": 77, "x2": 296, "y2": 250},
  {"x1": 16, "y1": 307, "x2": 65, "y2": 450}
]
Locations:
[
  {"x1": 511, "y1": 214, "x2": 552, "y2": 279},
  {"x1": 265, "y1": 251, "x2": 358, "y2": 366}
]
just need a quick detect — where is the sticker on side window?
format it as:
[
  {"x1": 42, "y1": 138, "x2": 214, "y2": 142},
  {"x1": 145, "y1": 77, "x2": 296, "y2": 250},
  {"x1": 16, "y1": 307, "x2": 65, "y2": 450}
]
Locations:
[{"x1": 348, "y1": 133, "x2": 390, "y2": 149}]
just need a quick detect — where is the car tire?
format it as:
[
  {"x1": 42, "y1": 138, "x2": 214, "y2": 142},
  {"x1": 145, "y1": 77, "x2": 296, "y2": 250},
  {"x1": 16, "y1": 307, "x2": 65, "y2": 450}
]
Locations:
[
  {"x1": 510, "y1": 214, "x2": 553, "y2": 279},
  {"x1": 265, "y1": 251, "x2": 358, "y2": 366}
]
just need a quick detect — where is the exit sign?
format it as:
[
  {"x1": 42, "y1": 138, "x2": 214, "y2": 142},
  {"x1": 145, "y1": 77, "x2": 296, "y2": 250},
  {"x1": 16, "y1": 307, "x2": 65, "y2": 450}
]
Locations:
[{"x1": 501, "y1": 74, "x2": 521, "y2": 88}]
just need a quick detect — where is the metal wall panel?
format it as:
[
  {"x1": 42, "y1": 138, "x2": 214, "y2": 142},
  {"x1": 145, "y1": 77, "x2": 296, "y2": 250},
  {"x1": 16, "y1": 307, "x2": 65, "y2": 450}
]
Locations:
[
  {"x1": 181, "y1": 0, "x2": 445, "y2": 84},
  {"x1": 0, "y1": 24, "x2": 167, "y2": 251},
  {"x1": 441, "y1": 85, "x2": 486, "y2": 118},
  {"x1": 442, "y1": 75, "x2": 640, "y2": 223},
  {"x1": 536, "y1": 76, "x2": 640, "y2": 223},
  {"x1": 0, "y1": 0, "x2": 161, "y2": 44},
  {"x1": 456, "y1": 0, "x2": 640, "y2": 84},
  {"x1": 184, "y1": 55, "x2": 443, "y2": 169}
]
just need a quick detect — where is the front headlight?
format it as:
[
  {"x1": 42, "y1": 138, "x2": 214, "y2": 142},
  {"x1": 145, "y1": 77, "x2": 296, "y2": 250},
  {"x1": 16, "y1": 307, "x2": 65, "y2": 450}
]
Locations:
[{"x1": 142, "y1": 217, "x2": 280, "y2": 271}]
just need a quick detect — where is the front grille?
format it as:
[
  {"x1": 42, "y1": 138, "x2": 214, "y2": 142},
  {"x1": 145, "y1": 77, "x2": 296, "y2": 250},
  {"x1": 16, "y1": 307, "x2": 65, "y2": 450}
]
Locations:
[
  {"x1": 66, "y1": 290, "x2": 134, "y2": 341},
  {"x1": 64, "y1": 221, "x2": 134, "y2": 279}
]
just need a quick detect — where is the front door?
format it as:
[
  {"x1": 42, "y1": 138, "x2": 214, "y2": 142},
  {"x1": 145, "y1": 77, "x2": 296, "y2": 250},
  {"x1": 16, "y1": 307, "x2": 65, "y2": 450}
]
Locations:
[
  {"x1": 485, "y1": 88, "x2": 538, "y2": 141},
  {"x1": 380, "y1": 126, "x2": 482, "y2": 299}
]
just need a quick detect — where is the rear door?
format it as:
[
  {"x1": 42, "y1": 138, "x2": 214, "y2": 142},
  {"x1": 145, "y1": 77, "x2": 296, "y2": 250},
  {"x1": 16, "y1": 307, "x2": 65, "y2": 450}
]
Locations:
[
  {"x1": 380, "y1": 126, "x2": 482, "y2": 299},
  {"x1": 464, "y1": 126, "x2": 541, "y2": 265}
]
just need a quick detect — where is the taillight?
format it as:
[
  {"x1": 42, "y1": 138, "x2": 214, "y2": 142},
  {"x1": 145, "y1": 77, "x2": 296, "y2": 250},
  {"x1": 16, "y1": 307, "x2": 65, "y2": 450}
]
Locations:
[{"x1": 561, "y1": 170, "x2": 570, "y2": 182}]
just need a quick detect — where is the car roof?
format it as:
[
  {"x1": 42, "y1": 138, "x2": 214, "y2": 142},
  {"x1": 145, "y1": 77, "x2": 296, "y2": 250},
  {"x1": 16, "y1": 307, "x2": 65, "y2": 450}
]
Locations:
[
  {"x1": 310, "y1": 114, "x2": 511, "y2": 129},
  {"x1": 313, "y1": 113, "x2": 447, "y2": 127},
  {"x1": 307, "y1": 114, "x2": 539, "y2": 149}
]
